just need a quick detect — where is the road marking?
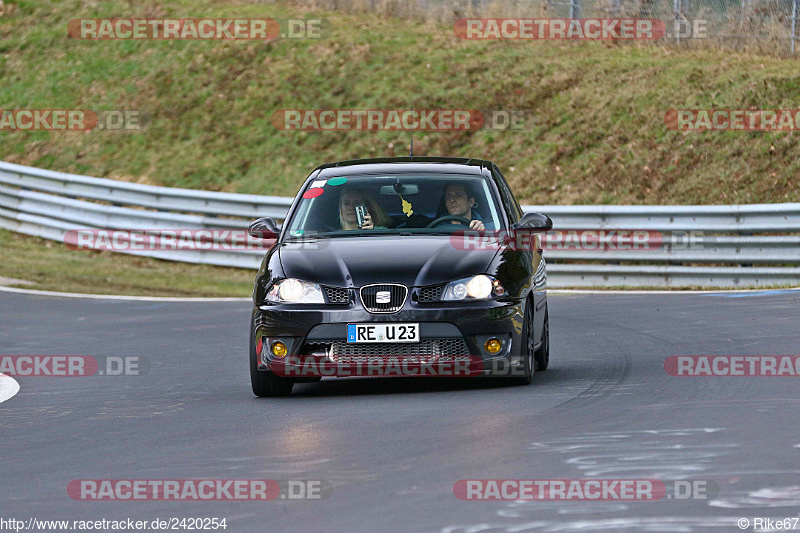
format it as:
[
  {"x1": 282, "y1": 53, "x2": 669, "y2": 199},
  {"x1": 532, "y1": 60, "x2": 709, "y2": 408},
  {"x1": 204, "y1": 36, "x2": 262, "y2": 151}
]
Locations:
[
  {"x1": 0, "y1": 373, "x2": 20, "y2": 404},
  {"x1": 550, "y1": 287, "x2": 800, "y2": 295},
  {"x1": 1, "y1": 283, "x2": 798, "y2": 301},
  {"x1": 703, "y1": 289, "x2": 800, "y2": 298}
]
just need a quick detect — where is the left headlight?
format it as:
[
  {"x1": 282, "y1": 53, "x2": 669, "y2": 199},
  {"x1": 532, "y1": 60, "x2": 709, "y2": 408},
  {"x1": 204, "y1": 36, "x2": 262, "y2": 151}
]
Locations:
[
  {"x1": 441, "y1": 275, "x2": 505, "y2": 301},
  {"x1": 266, "y1": 278, "x2": 325, "y2": 303}
]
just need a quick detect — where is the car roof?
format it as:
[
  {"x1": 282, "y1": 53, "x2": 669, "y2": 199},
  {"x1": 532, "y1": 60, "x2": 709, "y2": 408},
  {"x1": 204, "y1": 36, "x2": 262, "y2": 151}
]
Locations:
[{"x1": 312, "y1": 157, "x2": 495, "y2": 179}]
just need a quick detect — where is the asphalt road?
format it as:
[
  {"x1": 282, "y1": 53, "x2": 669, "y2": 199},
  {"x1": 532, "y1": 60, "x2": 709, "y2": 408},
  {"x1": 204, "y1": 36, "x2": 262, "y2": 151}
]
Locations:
[{"x1": 1, "y1": 289, "x2": 799, "y2": 532}]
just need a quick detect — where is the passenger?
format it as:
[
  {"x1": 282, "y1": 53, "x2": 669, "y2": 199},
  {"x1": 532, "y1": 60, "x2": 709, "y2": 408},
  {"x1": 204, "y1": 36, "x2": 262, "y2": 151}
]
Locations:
[
  {"x1": 338, "y1": 188, "x2": 392, "y2": 230},
  {"x1": 437, "y1": 183, "x2": 491, "y2": 231}
]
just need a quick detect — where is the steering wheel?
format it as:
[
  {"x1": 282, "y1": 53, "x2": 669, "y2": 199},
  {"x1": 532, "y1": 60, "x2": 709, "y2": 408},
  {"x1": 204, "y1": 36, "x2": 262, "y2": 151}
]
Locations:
[{"x1": 426, "y1": 215, "x2": 473, "y2": 228}]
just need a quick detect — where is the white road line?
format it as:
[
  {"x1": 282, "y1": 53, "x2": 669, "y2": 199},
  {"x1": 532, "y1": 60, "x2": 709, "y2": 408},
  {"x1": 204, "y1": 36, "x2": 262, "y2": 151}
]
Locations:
[
  {"x1": 1, "y1": 283, "x2": 798, "y2": 301},
  {"x1": 549, "y1": 287, "x2": 800, "y2": 295},
  {"x1": 0, "y1": 373, "x2": 20, "y2": 404}
]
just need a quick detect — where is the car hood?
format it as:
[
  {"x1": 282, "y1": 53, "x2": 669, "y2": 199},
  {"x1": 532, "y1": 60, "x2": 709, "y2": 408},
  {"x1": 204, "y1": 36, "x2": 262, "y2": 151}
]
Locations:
[{"x1": 278, "y1": 235, "x2": 499, "y2": 288}]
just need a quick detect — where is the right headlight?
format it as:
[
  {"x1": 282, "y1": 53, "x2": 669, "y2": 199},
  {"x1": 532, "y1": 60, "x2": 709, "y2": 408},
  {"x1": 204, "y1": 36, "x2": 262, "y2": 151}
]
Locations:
[
  {"x1": 266, "y1": 278, "x2": 325, "y2": 303},
  {"x1": 441, "y1": 275, "x2": 505, "y2": 301}
]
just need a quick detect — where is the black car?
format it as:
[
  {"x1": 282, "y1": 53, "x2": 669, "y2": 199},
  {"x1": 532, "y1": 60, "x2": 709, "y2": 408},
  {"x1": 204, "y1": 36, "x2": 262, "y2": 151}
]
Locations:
[{"x1": 248, "y1": 157, "x2": 553, "y2": 396}]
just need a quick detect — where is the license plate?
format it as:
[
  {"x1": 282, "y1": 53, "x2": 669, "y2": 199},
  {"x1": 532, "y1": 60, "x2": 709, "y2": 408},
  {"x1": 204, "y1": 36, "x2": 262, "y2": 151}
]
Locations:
[{"x1": 347, "y1": 323, "x2": 419, "y2": 343}]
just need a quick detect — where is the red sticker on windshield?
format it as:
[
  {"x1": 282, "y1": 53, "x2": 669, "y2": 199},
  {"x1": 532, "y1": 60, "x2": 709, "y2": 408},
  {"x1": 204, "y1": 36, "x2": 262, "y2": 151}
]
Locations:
[{"x1": 303, "y1": 188, "x2": 324, "y2": 199}]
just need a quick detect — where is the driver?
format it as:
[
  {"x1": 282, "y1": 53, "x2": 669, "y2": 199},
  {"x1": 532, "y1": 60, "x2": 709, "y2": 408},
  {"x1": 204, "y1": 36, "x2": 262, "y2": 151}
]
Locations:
[{"x1": 437, "y1": 183, "x2": 491, "y2": 231}]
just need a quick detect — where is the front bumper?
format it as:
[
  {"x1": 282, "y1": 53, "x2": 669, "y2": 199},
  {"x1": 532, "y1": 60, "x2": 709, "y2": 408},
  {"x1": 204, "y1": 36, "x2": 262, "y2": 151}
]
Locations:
[{"x1": 253, "y1": 299, "x2": 526, "y2": 377}]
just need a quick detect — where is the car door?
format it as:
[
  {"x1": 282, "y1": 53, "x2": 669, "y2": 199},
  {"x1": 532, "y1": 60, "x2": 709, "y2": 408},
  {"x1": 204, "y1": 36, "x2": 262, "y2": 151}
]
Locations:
[{"x1": 491, "y1": 165, "x2": 547, "y2": 343}]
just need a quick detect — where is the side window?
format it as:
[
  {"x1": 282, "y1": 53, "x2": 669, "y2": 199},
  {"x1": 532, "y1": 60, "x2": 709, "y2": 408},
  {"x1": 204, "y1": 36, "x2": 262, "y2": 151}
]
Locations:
[{"x1": 491, "y1": 166, "x2": 523, "y2": 223}]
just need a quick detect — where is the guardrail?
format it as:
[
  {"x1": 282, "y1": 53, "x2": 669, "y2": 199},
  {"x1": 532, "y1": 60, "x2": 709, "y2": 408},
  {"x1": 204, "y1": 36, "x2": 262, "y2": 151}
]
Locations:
[{"x1": 1, "y1": 161, "x2": 799, "y2": 288}]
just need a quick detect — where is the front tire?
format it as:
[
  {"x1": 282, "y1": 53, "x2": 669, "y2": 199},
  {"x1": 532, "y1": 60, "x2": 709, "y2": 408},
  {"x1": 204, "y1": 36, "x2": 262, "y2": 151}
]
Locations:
[
  {"x1": 512, "y1": 297, "x2": 536, "y2": 385},
  {"x1": 535, "y1": 306, "x2": 550, "y2": 371},
  {"x1": 250, "y1": 325, "x2": 294, "y2": 397}
]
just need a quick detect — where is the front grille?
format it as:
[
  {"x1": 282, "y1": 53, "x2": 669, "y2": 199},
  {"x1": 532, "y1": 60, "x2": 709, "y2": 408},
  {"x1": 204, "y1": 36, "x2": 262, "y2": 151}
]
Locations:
[
  {"x1": 323, "y1": 286, "x2": 351, "y2": 304},
  {"x1": 417, "y1": 284, "x2": 445, "y2": 302},
  {"x1": 359, "y1": 283, "x2": 407, "y2": 313},
  {"x1": 304, "y1": 338, "x2": 469, "y2": 359}
]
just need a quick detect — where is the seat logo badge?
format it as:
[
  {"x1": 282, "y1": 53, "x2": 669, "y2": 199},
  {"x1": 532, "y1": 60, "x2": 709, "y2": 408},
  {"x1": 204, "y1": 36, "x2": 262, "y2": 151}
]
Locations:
[{"x1": 376, "y1": 291, "x2": 391, "y2": 303}]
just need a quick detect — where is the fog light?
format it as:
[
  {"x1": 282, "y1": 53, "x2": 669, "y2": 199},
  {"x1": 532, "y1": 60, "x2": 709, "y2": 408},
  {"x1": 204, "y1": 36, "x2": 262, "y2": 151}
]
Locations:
[
  {"x1": 271, "y1": 341, "x2": 288, "y2": 358},
  {"x1": 484, "y1": 338, "x2": 502, "y2": 354}
]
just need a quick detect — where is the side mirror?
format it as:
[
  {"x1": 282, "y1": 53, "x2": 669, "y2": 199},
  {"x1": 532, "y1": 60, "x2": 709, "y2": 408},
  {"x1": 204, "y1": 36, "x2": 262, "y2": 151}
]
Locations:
[
  {"x1": 248, "y1": 217, "x2": 281, "y2": 239},
  {"x1": 514, "y1": 212, "x2": 553, "y2": 231}
]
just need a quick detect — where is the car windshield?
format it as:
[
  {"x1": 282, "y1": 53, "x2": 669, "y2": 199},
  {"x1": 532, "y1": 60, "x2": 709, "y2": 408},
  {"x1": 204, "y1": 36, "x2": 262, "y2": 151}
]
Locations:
[{"x1": 283, "y1": 174, "x2": 503, "y2": 238}]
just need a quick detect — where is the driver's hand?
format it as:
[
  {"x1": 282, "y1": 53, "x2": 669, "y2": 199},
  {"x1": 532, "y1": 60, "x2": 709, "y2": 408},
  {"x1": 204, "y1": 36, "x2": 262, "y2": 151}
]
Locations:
[
  {"x1": 361, "y1": 213, "x2": 374, "y2": 230},
  {"x1": 469, "y1": 219, "x2": 485, "y2": 231}
]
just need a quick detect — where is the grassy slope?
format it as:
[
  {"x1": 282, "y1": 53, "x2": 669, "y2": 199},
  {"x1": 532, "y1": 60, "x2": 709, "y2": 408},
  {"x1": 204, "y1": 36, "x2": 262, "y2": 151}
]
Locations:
[
  {"x1": 0, "y1": 228, "x2": 254, "y2": 296},
  {"x1": 0, "y1": 0, "x2": 798, "y2": 206}
]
